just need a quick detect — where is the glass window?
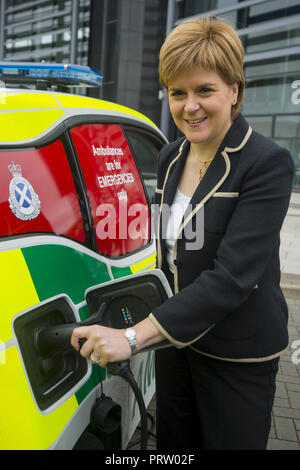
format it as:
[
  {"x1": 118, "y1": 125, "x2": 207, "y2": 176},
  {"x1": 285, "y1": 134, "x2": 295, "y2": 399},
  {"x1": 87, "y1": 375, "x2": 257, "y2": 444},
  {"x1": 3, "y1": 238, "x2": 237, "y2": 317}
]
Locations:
[
  {"x1": 242, "y1": 74, "x2": 300, "y2": 115},
  {"x1": 184, "y1": 0, "x2": 218, "y2": 16},
  {"x1": 4, "y1": 0, "x2": 90, "y2": 66},
  {"x1": 275, "y1": 115, "x2": 300, "y2": 138},
  {"x1": 246, "y1": 25, "x2": 300, "y2": 54},
  {"x1": 125, "y1": 129, "x2": 162, "y2": 201},
  {"x1": 250, "y1": 0, "x2": 300, "y2": 19},
  {"x1": 245, "y1": 56, "x2": 300, "y2": 80},
  {"x1": 243, "y1": 115, "x2": 273, "y2": 137},
  {"x1": 0, "y1": 140, "x2": 85, "y2": 241},
  {"x1": 70, "y1": 123, "x2": 150, "y2": 257},
  {"x1": 273, "y1": 137, "x2": 300, "y2": 191}
]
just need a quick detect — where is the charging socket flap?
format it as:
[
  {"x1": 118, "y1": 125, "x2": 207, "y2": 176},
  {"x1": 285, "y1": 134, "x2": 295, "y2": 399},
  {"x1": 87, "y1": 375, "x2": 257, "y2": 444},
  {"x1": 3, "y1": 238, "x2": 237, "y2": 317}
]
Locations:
[
  {"x1": 85, "y1": 269, "x2": 173, "y2": 350},
  {"x1": 13, "y1": 295, "x2": 89, "y2": 413}
]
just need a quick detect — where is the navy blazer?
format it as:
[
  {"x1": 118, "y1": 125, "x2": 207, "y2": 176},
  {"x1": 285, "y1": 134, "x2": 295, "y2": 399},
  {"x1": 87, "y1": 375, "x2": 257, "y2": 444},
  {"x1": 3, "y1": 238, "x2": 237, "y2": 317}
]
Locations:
[{"x1": 150, "y1": 114, "x2": 295, "y2": 362}]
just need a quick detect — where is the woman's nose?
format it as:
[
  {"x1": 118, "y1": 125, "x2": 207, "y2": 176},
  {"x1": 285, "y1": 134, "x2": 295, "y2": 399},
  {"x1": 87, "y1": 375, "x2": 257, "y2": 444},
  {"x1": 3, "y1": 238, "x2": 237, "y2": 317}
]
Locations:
[{"x1": 184, "y1": 94, "x2": 201, "y2": 113}]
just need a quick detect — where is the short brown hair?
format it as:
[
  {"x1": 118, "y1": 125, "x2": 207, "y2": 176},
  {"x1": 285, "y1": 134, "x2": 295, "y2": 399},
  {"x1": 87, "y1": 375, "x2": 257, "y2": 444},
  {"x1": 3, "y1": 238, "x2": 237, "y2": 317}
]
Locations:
[{"x1": 159, "y1": 16, "x2": 245, "y2": 119}]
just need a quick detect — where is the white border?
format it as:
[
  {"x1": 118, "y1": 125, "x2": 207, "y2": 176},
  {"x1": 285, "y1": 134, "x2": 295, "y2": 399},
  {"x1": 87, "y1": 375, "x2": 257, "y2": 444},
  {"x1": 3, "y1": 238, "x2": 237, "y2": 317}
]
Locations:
[{"x1": 0, "y1": 233, "x2": 156, "y2": 269}]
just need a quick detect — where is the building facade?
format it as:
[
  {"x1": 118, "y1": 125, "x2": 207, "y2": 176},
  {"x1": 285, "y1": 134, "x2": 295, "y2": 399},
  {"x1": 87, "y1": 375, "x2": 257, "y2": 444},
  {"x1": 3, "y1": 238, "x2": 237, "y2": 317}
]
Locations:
[
  {"x1": 0, "y1": 0, "x2": 167, "y2": 128},
  {"x1": 0, "y1": 0, "x2": 299, "y2": 189},
  {"x1": 0, "y1": 0, "x2": 90, "y2": 65},
  {"x1": 164, "y1": 0, "x2": 300, "y2": 191}
]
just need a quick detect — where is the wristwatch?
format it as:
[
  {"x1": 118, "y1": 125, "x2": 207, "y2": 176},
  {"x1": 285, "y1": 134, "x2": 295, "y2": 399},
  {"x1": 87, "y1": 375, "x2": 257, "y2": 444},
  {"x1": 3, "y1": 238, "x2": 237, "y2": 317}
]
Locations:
[{"x1": 124, "y1": 327, "x2": 137, "y2": 355}]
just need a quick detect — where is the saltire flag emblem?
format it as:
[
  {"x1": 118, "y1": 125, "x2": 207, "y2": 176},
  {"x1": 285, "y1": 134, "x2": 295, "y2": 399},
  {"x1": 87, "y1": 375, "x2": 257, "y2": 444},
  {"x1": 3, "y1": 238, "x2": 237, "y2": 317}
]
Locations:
[{"x1": 8, "y1": 161, "x2": 41, "y2": 221}]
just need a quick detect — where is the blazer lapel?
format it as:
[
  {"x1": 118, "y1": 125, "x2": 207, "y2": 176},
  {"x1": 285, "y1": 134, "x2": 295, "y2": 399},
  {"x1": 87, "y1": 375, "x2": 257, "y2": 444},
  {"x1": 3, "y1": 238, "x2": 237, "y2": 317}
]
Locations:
[
  {"x1": 177, "y1": 115, "x2": 252, "y2": 239},
  {"x1": 157, "y1": 115, "x2": 252, "y2": 270},
  {"x1": 156, "y1": 139, "x2": 187, "y2": 268},
  {"x1": 157, "y1": 138, "x2": 229, "y2": 266},
  {"x1": 162, "y1": 139, "x2": 189, "y2": 208}
]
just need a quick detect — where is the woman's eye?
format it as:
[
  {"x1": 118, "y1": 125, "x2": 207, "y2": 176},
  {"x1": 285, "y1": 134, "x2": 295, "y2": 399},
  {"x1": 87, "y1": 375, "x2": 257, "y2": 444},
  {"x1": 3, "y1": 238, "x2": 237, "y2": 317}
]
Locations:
[
  {"x1": 169, "y1": 87, "x2": 213, "y2": 97},
  {"x1": 199, "y1": 88, "x2": 212, "y2": 94},
  {"x1": 169, "y1": 90, "x2": 185, "y2": 97}
]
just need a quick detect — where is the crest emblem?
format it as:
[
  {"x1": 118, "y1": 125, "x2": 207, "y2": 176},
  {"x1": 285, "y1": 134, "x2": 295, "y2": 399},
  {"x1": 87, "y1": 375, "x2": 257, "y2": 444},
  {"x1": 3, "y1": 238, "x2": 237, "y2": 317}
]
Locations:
[{"x1": 8, "y1": 161, "x2": 41, "y2": 221}]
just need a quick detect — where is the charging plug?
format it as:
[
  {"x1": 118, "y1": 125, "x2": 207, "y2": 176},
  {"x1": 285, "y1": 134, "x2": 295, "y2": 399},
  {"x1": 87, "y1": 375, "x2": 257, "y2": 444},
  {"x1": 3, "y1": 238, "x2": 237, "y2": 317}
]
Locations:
[
  {"x1": 34, "y1": 303, "x2": 107, "y2": 357},
  {"x1": 107, "y1": 360, "x2": 131, "y2": 377}
]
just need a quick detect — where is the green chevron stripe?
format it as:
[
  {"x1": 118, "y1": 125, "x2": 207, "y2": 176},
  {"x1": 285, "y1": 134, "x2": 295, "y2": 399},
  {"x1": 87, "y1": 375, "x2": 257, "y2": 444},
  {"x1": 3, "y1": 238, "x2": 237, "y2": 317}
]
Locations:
[{"x1": 21, "y1": 244, "x2": 110, "y2": 307}]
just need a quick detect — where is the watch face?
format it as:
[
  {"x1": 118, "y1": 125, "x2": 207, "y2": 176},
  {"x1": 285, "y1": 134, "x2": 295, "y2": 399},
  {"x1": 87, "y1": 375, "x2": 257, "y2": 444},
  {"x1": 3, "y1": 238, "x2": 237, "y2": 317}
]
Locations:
[{"x1": 126, "y1": 328, "x2": 136, "y2": 340}]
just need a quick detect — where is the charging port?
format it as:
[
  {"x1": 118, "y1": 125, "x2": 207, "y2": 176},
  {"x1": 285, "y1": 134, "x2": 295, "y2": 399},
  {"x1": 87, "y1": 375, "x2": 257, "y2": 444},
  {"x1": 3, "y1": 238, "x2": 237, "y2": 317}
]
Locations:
[{"x1": 13, "y1": 296, "x2": 88, "y2": 412}]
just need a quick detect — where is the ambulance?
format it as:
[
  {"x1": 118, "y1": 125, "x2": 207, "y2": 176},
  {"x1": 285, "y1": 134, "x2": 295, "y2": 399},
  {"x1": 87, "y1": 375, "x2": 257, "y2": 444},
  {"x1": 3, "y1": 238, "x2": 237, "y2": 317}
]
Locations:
[{"x1": 0, "y1": 62, "x2": 169, "y2": 450}]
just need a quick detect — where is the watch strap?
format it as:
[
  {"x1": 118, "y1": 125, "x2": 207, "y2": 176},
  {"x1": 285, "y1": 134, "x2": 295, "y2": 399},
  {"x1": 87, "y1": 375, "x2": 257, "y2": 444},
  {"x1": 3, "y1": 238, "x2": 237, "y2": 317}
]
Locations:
[{"x1": 124, "y1": 327, "x2": 137, "y2": 355}]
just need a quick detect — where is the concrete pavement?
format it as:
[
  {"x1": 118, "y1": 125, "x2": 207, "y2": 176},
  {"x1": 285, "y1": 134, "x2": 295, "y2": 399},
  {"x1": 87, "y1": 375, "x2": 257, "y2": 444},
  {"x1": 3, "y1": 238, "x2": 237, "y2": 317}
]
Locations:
[
  {"x1": 267, "y1": 293, "x2": 300, "y2": 450},
  {"x1": 268, "y1": 192, "x2": 300, "y2": 450}
]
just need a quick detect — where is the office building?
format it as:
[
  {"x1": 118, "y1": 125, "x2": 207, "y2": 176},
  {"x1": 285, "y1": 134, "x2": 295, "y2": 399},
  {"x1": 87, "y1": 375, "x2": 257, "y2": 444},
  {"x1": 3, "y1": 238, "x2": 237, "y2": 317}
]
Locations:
[
  {"x1": 164, "y1": 0, "x2": 300, "y2": 190},
  {"x1": 0, "y1": 0, "x2": 167, "y2": 128},
  {"x1": 0, "y1": 0, "x2": 299, "y2": 188}
]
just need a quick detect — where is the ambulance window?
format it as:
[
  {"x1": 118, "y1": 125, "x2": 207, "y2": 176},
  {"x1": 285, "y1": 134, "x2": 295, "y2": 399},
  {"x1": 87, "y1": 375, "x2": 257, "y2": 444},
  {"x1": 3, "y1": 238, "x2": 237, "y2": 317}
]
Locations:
[
  {"x1": 125, "y1": 129, "x2": 161, "y2": 202},
  {"x1": 0, "y1": 140, "x2": 85, "y2": 241},
  {"x1": 70, "y1": 123, "x2": 150, "y2": 257}
]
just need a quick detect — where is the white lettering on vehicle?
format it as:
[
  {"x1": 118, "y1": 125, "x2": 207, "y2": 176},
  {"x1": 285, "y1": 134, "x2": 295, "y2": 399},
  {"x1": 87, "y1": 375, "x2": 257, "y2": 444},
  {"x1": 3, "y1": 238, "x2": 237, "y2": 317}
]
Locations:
[
  {"x1": 92, "y1": 144, "x2": 123, "y2": 156},
  {"x1": 97, "y1": 173, "x2": 135, "y2": 188}
]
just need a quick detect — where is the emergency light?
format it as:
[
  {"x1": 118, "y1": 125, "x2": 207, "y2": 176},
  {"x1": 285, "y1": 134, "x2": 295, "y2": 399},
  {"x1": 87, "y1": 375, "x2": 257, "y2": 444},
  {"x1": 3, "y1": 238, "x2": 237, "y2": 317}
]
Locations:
[{"x1": 0, "y1": 61, "x2": 103, "y2": 88}]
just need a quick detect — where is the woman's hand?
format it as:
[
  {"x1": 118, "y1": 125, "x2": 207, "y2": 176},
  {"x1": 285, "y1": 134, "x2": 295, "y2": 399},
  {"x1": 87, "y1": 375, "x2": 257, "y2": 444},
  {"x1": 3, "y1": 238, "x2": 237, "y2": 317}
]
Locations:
[
  {"x1": 71, "y1": 325, "x2": 132, "y2": 368},
  {"x1": 70, "y1": 317, "x2": 166, "y2": 368}
]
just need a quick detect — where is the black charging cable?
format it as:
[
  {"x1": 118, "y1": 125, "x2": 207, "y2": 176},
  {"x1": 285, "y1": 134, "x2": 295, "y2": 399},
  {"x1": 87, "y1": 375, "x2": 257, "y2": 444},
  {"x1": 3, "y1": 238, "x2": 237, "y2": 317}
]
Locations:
[
  {"x1": 79, "y1": 340, "x2": 149, "y2": 450},
  {"x1": 126, "y1": 412, "x2": 156, "y2": 450},
  {"x1": 107, "y1": 360, "x2": 148, "y2": 451}
]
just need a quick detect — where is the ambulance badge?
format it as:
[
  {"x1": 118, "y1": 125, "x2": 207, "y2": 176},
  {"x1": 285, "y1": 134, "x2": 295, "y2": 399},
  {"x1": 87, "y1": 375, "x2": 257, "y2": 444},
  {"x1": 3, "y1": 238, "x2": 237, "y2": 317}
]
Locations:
[{"x1": 8, "y1": 161, "x2": 41, "y2": 221}]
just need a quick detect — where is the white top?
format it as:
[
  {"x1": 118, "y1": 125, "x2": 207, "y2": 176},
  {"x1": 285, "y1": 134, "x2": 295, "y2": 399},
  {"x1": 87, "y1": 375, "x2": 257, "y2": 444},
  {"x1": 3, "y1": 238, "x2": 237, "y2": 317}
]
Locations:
[{"x1": 165, "y1": 188, "x2": 191, "y2": 274}]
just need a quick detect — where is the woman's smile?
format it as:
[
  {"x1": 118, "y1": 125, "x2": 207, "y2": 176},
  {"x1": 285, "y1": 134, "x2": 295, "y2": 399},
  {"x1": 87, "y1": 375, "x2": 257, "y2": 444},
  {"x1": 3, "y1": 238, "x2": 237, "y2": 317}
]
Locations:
[{"x1": 185, "y1": 116, "x2": 208, "y2": 126}]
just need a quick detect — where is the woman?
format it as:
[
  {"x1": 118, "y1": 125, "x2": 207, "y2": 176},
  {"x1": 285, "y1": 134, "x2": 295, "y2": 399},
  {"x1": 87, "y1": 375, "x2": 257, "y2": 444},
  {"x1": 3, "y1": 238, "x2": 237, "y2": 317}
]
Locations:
[{"x1": 71, "y1": 17, "x2": 294, "y2": 449}]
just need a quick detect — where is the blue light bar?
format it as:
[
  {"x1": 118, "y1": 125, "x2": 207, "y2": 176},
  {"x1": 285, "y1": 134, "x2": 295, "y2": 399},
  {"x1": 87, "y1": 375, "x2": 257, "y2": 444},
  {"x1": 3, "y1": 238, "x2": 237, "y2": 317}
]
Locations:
[{"x1": 0, "y1": 61, "x2": 103, "y2": 87}]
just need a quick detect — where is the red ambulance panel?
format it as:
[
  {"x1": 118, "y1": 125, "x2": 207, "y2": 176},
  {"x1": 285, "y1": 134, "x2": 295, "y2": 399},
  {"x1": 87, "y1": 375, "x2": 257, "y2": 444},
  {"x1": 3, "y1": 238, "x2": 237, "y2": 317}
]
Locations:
[
  {"x1": 0, "y1": 140, "x2": 85, "y2": 241},
  {"x1": 70, "y1": 124, "x2": 150, "y2": 256}
]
